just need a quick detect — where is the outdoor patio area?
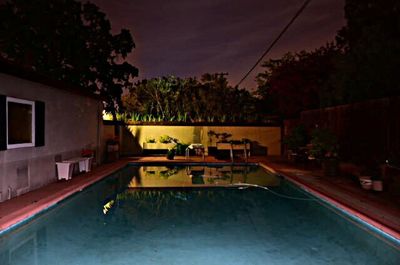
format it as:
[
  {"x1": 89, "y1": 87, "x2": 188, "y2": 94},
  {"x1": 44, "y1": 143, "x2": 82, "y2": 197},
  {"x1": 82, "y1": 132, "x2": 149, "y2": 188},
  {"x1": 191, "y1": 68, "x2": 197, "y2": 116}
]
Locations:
[{"x1": 1, "y1": 1, "x2": 400, "y2": 264}]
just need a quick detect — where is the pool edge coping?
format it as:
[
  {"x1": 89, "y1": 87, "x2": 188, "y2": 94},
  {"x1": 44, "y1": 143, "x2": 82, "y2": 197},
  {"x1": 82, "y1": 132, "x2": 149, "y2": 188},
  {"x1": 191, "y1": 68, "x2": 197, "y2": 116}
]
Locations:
[
  {"x1": 0, "y1": 161, "x2": 130, "y2": 235},
  {"x1": 259, "y1": 162, "x2": 400, "y2": 244}
]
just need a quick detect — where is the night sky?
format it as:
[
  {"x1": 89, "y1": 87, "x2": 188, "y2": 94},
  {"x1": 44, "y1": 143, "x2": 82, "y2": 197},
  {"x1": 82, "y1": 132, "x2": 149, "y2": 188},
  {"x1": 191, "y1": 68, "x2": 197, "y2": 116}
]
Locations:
[{"x1": 90, "y1": 0, "x2": 345, "y2": 90}]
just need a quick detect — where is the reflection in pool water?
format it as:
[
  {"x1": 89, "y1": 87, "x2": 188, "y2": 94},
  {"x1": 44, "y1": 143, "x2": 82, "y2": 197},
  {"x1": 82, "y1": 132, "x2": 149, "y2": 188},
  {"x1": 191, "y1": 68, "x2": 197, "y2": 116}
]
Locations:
[
  {"x1": 0, "y1": 165, "x2": 399, "y2": 265},
  {"x1": 129, "y1": 165, "x2": 280, "y2": 188}
]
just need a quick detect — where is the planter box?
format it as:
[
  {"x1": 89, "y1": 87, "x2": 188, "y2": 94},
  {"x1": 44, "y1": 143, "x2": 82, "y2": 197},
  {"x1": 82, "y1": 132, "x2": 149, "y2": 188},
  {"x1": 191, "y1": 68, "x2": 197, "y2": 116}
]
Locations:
[
  {"x1": 121, "y1": 121, "x2": 282, "y2": 126},
  {"x1": 142, "y1": 142, "x2": 175, "y2": 155},
  {"x1": 143, "y1": 143, "x2": 175, "y2": 149}
]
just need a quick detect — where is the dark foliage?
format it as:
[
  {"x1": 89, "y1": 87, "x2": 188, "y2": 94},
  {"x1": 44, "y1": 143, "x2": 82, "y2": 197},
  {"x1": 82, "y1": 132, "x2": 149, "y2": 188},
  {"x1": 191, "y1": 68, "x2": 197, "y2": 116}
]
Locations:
[
  {"x1": 0, "y1": 0, "x2": 138, "y2": 117},
  {"x1": 335, "y1": 0, "x2": 400, "y2": 103},
  {"x1": 256, "y1": 44, "x2": 342, "y2": 118},
  {"x1": 122, "y1": 73, "x2": 263, "y2": 123}
]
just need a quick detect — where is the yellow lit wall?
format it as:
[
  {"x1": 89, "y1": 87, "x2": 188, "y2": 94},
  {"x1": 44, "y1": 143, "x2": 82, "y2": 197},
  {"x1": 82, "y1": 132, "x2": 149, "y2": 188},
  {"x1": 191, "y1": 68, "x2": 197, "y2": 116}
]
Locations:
[{"x1": 121, "y1": 125, "x2": 281, "y2": 156}]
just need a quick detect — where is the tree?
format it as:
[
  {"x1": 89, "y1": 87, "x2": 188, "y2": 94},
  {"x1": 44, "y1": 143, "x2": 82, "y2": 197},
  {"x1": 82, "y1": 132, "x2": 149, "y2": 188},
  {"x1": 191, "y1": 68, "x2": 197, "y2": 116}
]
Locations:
[
  {"x1": 123, "y1": 73, "x2": 260, "y2": 122},
  {"x1": 123, "y1": 76, "x2": 187, "y2": 121},
  {"x1": 335, "y1": 0, "x2": 400, "y2": 102},
  {"x1": 0, "y1": 0, "x2": 138, "y2": 118},
  {"x1": 256, "y1": 0, "x2": 400, "y2": 117},
  {"x1": 256, "y1": 44, "x2": 341, "y2": 118}
]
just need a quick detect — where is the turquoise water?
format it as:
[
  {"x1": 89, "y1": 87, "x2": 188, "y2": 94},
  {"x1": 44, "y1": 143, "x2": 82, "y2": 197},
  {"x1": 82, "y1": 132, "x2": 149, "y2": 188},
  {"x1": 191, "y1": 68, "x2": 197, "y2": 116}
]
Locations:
[{"x1": 0, "y1": 165, "x2": 399, "y2": 265}]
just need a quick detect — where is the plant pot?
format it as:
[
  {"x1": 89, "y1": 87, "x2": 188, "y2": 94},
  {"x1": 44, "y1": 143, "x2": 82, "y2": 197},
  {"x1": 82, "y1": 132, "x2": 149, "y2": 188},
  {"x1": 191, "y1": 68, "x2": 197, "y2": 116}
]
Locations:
[
  {"x1": 359, "y1": 176, "x2": 372, "y2": 190},
  {"x1": 166, "y1": 149, "x2": 175, "y2": 160},
  {"x1": 372, "y1": 180, "x2": 383, "y2": 191},
  {"x1": 176, "y1": 144, "x2": 189, "y2": 156},
  {"x1": 322, "y1": 159, "x2": 339, "y2": 177}
]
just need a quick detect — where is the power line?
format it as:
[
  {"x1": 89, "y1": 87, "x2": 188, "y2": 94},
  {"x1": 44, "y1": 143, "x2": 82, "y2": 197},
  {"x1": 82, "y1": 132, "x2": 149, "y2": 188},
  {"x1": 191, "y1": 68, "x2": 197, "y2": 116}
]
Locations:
[{"x1": 235, "y1": 0, "x2": 312, "y2": 87}]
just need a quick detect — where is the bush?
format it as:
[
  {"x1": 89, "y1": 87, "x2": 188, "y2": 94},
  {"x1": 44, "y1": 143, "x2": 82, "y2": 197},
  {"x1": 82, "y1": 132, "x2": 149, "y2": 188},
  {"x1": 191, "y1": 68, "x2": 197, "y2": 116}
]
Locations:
[
  {"x1": 283, "y1": 125, "x2": 308, "y2": 152},
  {"x1": 309, "y1": 128, "x2": 338, "y2": 160}
]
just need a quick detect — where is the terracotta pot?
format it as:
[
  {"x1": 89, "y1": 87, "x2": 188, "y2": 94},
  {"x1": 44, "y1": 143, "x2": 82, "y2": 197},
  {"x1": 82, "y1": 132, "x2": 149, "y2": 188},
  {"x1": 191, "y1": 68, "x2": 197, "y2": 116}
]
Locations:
[
  {"x1": 359, "y1": 176, "x2": 372, "y2": 190},
  {"x1": 372, "y1": 180, "x2": 383, "y2": 191}
]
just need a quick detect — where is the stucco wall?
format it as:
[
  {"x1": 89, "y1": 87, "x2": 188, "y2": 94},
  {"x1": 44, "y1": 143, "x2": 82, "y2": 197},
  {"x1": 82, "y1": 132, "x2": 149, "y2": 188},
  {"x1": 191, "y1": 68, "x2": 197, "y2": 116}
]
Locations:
[
  {"x1": 0, "y1": 73, "x2": 102, "y2": 202},
  {"x1": 119, "y1": 125, "x2": 281, "y2": 156}
]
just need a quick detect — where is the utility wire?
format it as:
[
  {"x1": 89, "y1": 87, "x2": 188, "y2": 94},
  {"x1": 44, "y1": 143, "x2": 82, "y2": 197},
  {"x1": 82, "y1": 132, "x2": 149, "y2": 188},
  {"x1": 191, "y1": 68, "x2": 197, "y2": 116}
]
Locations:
[{"x1": 235, "y1": 0, "x2": 312, "y2": 87}]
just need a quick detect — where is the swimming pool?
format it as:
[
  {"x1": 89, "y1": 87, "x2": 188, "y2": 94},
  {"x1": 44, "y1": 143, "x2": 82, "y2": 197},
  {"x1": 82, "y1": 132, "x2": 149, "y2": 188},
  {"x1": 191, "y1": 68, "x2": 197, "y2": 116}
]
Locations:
[{"x1": 0, "y1": 164, "x2": 399, "y2": 265}]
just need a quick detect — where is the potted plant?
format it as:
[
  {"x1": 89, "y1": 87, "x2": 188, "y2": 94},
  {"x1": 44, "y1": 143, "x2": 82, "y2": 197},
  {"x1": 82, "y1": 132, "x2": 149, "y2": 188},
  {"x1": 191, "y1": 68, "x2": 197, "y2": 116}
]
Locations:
[
  {"x1": 360, "y1": 161, "x2": 383, "y2": 191},
  {"x1": 309, "y1": 128, "x2": 339, "y2": 176},
  {"x1": 175, "y1": 143, "x2": 189, "y2": 156},
  {"x1": 159, "y1": 135, "x2": 176, "y2": 144},
  {"x1": 208, "y1": 131, "x2": 232, "y2": 143},
  {"x1": 142, "y1": 137, "x2": 157, "y2": 150},
  {"x1": 218, "y1": 133, "x2": 232, "y2": 143},
  {"x1": 166, "y1": 148, "x2": 176, "y2": 160},
  {"x1": 159, "y1": 167, "x2": 178, "y2": 178},
  {"x1": 146, "y1": 137, "x2": 156, "y2": 143},
  {"x1": 143, "y1": 135, "x2": 176, "y2": 152},
  {"x1": 283, "y1": 125, "x2": 308, "y2": 162},
  {"x1": 208, "y1": 131, "x2": 232, "y2": 157},
  {"x1": 81, "y1": 149, "x2": 94, "y2": 157},
  {"x1": 161, "y1": 136, "x2": 179, "y2": 160},
  {"x1": 359, "y1": 175, "x2": 372, "y2": 190}
]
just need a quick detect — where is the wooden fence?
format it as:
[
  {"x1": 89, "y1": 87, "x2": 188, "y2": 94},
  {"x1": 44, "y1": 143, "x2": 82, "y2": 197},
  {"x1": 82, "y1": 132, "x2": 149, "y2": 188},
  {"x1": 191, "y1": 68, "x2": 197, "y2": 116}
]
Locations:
[{"x1": 285, "y1": 97, "x2": 400, "y2": 164}]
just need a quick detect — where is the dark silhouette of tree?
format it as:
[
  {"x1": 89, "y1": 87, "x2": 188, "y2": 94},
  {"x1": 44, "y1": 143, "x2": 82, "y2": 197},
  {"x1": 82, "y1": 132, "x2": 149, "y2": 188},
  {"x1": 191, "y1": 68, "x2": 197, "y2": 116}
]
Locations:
[
  {"x1": 256, "y1": 44, "x2": 341, "y2": 118},
  {"x1": 0, "y1": 0, "x2": 138, "y2": 118},
  {"x1": 255, "y1": 0, "x2": 400, "y2": 117},
  {"x1": 335, "y1": 0, "x2": 400, "y2": 102}
]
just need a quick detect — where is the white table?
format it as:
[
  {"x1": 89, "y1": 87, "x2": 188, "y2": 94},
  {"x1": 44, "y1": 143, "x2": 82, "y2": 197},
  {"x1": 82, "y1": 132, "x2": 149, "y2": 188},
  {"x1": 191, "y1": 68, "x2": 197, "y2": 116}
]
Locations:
[{"x1": 56, "y1": 157, "x2": 93, "y2": 180}]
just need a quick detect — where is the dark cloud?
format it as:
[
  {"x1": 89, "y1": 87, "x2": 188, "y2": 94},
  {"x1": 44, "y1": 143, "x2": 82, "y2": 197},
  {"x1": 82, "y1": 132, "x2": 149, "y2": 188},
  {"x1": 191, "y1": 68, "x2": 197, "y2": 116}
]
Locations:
[{"x1": 90, "y1": 0, "x2": 345, "y2": 89}]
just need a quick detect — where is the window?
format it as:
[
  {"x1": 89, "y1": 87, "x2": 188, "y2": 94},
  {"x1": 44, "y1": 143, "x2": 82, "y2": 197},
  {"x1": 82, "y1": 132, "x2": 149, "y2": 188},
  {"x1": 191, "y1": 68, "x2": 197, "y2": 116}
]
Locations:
[
  {"x1": 6, "y1": 97, "x2": 35, "y2": 149},
  {"x1": 0, "y1": 95, "x2": 44, "y2": 150}
]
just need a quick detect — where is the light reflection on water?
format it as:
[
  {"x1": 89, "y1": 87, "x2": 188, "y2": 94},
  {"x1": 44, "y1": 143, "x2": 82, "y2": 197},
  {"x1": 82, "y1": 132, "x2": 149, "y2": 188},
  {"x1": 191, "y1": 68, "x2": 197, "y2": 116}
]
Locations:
[
  {"x1": 129, "y1": 165, "x2": 280, "y2": 188},
  {"x1": 0, "y1": 165, "x2": 399, "y2": 265}
]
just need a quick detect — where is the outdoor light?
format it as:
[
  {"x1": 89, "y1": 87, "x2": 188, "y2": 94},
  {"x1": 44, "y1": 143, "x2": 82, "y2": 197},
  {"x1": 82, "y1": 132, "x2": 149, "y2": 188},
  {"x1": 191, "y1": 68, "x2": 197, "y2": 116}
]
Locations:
[{"x1": 102, "y1": 110, "x2": 113, "y2": 121}]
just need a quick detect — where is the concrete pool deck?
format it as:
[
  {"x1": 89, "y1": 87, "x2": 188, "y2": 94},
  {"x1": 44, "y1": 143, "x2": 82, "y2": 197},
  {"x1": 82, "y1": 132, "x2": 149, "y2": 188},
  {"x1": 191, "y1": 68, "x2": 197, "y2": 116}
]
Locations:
[{"x1": 0, "y1": 156, "x2": 399, "y2": 241}]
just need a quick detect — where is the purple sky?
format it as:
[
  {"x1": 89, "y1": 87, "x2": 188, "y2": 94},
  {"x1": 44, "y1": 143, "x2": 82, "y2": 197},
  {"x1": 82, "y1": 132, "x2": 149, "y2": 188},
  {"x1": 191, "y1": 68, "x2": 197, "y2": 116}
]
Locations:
[{"x1": 90, "y1": 0, "x2": 345, "y2": 90}]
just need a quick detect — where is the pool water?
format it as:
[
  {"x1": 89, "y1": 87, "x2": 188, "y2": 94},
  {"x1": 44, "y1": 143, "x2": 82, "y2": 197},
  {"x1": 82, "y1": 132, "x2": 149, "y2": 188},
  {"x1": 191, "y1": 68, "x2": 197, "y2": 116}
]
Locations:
[{"x1": 0, "y1": 165, "x2": 399, "y2": 265}]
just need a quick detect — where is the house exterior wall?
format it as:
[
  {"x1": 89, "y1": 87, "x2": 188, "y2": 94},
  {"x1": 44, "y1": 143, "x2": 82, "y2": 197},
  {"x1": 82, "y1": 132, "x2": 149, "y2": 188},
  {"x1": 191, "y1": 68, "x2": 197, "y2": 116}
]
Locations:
[{"x1": 0, "y1": 73, "x2": 103, "y2": 202}]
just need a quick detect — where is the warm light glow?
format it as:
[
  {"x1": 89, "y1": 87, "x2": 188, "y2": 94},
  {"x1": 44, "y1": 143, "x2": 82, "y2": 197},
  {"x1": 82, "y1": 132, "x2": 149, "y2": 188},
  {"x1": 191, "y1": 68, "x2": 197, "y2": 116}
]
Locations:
[
  {"x1": 102, "y1": 110, "x2": 113, "y2": 121},
  {"x1": 128, "y1": 176, "x2": 139, "y2": 188},
  {"x1": 103, "y1": 200, "x2": 115, "y2": 214}
]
